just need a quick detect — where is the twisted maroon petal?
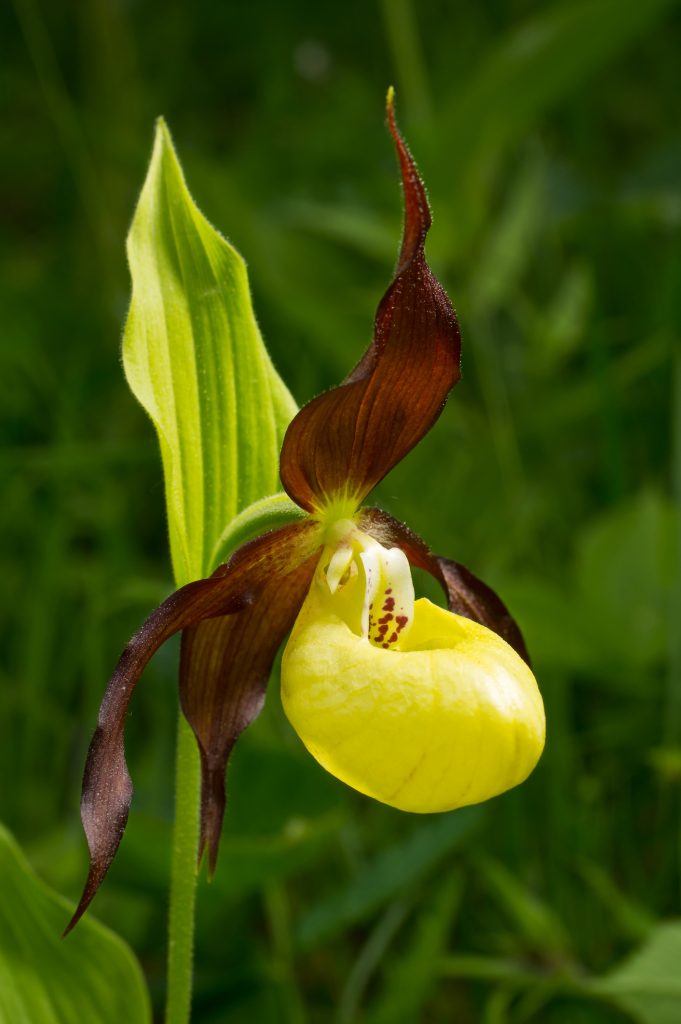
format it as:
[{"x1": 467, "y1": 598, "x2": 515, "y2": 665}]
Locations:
[
  {"x1": 359, "y1": 507, "x2": 530, "y2": 665},
  {"x1": 180, "y1": 550, "x2": 319, "y2": 875},
  {"x1": 280, "y1": 94, "x2": 461, "y2": 512},
  {"x1": 65, "y1": 519, "x2": 321, "y2": 933}
]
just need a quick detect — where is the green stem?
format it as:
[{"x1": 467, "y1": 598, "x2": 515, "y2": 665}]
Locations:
[
  {"x1": 165, "y1": 715, "x2": 201, "y2": 1023},
  {"x1": 163, "y1": 494, "x2": 305, "y2": 1020}
]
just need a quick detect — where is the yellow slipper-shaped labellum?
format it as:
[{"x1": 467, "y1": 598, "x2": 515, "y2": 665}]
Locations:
[{"x1": 281, "y1": 526, "x2": 545, "y2": 813}]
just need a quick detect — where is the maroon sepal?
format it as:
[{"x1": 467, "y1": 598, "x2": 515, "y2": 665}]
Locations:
[
  {"x1": 65, "y1": 520, "x2": 321, "y2": 934},
  {"x1": 180, "y1": 551, "x2": 319, "y2": 875},
  {"x1": 280, "y1": 93, "x2": 461, "y2": 513},
  {"x1": 359, "y1": 507, "x2": 530, "y2": 665}
]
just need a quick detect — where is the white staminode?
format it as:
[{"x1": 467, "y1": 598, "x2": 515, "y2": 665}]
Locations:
[
  {"x1": 322, "y1": 522, "x2": 415, "y2": 650},
  {"x1": 359, "y1": 542, "x2": 414, "y2": 647}
]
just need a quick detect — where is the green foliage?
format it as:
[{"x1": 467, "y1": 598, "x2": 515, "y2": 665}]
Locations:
[
  {"x1": 574, "y1": 491, "x2": 678, "y2": 676},
  {"x1": 592, "y1": 923, "x2": 681, "y2": 1023},
  {"x1": 296, "y1": 810, "x2": 480, "y2": 950},
  {"x1": 4, "y1": 0, "x2": 681, "y2": 1020},
  {"x1": 443, "y1": 0, "x2": 678, "y2": 198},
  {"x1": 0, "y1": 825, "x2": 150, "y2": 1024},
  {"x1": 365, "y1": 872, "x2": 462, "y2": 1024},
  {"x1": 123, "y1": 119, "x2": 296, "y2": 586}
]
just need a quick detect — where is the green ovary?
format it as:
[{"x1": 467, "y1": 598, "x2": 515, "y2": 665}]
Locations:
[{"x1": 281, "y1": 540, "x2": 545, "y2": 813}]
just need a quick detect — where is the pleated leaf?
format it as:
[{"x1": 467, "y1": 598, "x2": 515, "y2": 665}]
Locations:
[
  {"x1": 123, "y1": 119, "x2": 297, "y2": 585},
  {"x1": 0, "y1": 825, "x2": 150, "y2": 1024}
]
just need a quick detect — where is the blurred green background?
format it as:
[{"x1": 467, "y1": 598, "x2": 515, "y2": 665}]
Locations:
[{"x1": 3, "y1": 0, "x2": 681, "y2": 1021}]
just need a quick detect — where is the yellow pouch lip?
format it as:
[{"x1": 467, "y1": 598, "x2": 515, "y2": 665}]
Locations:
[{"x1": 281, "y1": 583, "x2": 545, "y2": 814}]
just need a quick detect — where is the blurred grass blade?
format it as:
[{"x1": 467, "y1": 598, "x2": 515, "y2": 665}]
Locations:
[
  {"x1": 448, "y1": 0, "x2": 679, "y2": 166},
  {"x1": 578, "y1": 860, "x2": 655, "y2": 943},
  {"x1": 338, "y1": 900, "x2": 412, "y2": 1024},
  {"x1": 478, "y1": 857, "x2": 570, "y2": 956},
  {"x1": 295, "y1": 809, "x2": 480, "y2": 950},
  {"x1": 470, "y1": 151, "x2": 545, "y2": 314},
  {"x1": 123, "y1": 118, "x2": 297, "y2": 585},
  {"x1": 442, "y1": 0, "x2": 680, "y2": 247},
  {"x1": 531, "y1": 264, "x2": 593, "y2": 372},
  {"x1": 0, "y1": 824, "x2": 150, "y2": 1024},
  {"x1": 367, "y1": 872, "x2": 463, "y2": 1024},
  {"x1": 591, "y1": 921, "x2": 681, "y2": 1023}
]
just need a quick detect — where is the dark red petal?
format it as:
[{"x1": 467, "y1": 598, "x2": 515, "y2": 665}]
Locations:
[
  {"x1": 65, "y1": 519, "x2": 321, "y2": 933},
  {"x1": 180, "y1": 550, "x2": 319, "y2": 874},
  {"x1": 280, "y1": 94, "x2": 460, "y2": 513},
  {"x1": 359, "y1": 508, "x2": 530, "y2": 665}
]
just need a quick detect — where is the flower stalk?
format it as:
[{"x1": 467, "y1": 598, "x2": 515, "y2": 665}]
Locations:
[{"x1": 166, "y1": 716, "x2": 201, "y2": 1024}]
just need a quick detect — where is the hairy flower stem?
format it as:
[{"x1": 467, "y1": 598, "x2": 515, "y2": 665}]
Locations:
[{"x1": 166, "y1": 715, "x2": 201, "y2": 1023}]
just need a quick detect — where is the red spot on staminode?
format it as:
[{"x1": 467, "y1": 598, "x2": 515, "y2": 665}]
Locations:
[
  {"x1": 388, "y1": 632, "x2": 398, "y2": 644},
  {"x1": 385, "y1": 588, "x2": 392, "y2": 595},
  {"x1": 378, "y1": 613, "x2": 393, "y2": 625},
  {"x1": 377, "y1": 623, "x2": 389, "y2": 636},
  {"x1": 382, "y1": 642, "x2": 390, "y2": 649},
  {"x1": 383, "y1": 596, "x2": 395, "y2": 612},
  {"x1": 395, "y1": 615, "x2": 408, "y2": 632}
]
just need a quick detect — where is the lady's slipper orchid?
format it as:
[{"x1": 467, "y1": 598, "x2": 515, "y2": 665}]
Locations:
[{"x1": 66, "y1": 92, "x2": 544, "y2": 932}]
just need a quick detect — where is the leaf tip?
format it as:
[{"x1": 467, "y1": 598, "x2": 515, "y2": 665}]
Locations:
[{"x1": 153, "y1": 116, "x2": 175, "y2": 156}]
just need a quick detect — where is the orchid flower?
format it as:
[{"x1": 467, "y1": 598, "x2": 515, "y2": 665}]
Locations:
[{"x1": 66, "y1": 93, "x2": 544, "y2": 933}]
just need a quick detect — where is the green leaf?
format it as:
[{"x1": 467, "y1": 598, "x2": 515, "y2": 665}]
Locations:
[
  {"x1": 0, "y1": 824, "x2": 150, "y2": 1024},
  {"x1": 123, "y1": 118, "x2": 297, "y2": 586},
  {"x1": 209, "y1": 492, "x2": 306, "y2": 568},
  {"x1": 574, "y1": 490, "x2": 678, "y2": 677},
  {"x1": 591, "y1": 921, "x2": 681, "y2": 1023}
]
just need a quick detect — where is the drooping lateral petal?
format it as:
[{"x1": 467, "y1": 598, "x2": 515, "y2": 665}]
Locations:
[
  {"x1": 280, "y1": 94, "x2": 461, "y2": 513},
  {"x1": 65, "y1": 519, "x2": 321, "y2": 933},
  {"x1": 359, "y1": 508, "x2": 530, "y2": 665},
  {"x1": 180, "y1": 549, "x2": 319, "y2": 874}
]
